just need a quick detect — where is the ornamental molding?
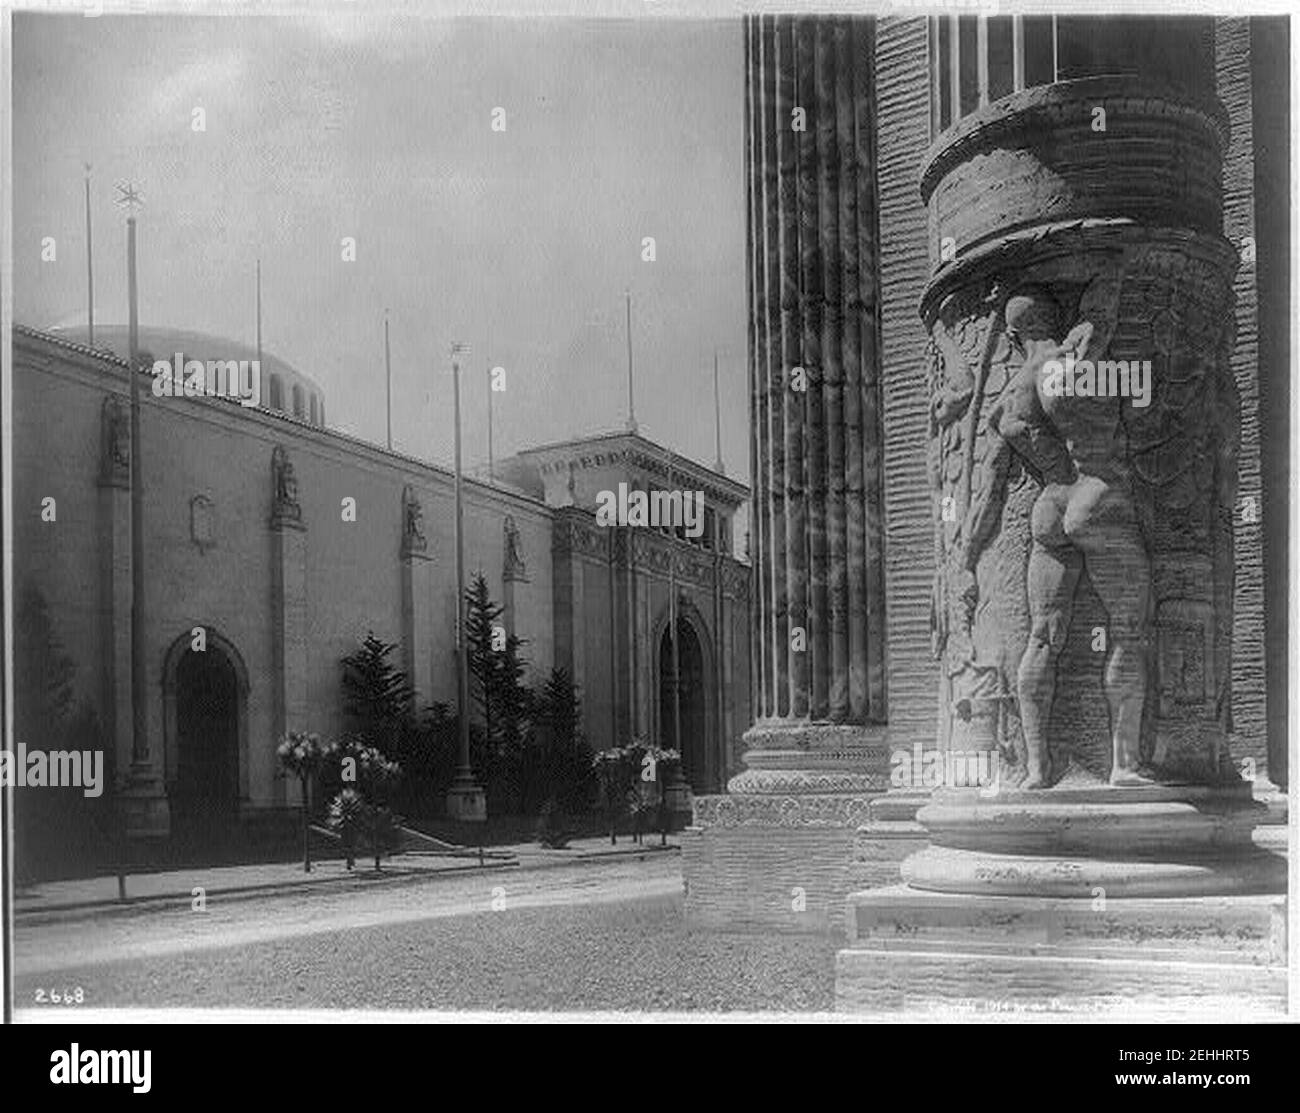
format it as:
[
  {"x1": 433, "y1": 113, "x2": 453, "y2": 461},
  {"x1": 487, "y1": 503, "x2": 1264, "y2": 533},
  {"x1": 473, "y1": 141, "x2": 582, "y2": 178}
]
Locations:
[{"x1": 692, "y1": 792, "x2": 877, "y2": 829}]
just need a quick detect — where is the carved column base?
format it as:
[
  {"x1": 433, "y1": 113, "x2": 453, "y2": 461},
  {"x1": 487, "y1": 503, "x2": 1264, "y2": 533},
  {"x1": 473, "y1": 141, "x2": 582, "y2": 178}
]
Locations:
[
  {"x1": 902, "y1": 782, "x2": 1284, "y2": 898},
  {"x1": 725, "y1": 722, "x2": 892, "y2": 796}
]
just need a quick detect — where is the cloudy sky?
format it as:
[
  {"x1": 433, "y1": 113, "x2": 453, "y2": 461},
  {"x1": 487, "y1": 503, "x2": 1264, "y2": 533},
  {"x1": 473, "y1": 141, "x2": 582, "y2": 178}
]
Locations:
[{"x1": 12, "y1": 7, "x2": 747, "y2": 481}]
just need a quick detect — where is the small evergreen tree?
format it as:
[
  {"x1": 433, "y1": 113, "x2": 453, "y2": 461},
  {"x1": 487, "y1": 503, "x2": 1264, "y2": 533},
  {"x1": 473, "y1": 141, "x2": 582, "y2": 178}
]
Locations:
[
  {"x1": 531, "y1": 669, "x2": 593, "y2": 815},
  {"x1": 340, "y1": 632, "x2": 413, "y2": 758},
  {"x1": 464, "y1": 573, "x2": 535, "y2": 812},
  {"x1": 464, "y1": 574, "x2": 505, "y2": 743}
]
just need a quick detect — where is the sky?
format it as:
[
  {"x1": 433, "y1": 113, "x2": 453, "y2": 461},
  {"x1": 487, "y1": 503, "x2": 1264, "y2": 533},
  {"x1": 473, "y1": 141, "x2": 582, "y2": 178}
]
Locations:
[{"x1": 12, "y1": 8, "x2": 748, "y2": 484}]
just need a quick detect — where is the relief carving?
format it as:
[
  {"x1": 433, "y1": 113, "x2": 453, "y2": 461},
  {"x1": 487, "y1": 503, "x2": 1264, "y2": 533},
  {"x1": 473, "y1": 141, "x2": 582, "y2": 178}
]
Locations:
[{"x1": 927, "y1": 250, "x2": 1237, "y2": 789}]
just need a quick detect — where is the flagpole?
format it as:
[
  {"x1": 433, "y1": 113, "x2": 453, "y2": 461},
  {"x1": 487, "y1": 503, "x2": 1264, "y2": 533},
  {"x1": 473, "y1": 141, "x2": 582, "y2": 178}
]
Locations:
[
  {"x1": 84, "y1": 165, "x2": 94, "y2": 348},
  {"x1": 117, "y1": 180, "x2": 163, "y2": 839},
  {"x1": 670, "y1": 458, "x2": 681, "y2": 766},
  {"x1": 127, "y1": 206, "x2": 147, "y2": 773},
  {"x1": 624, "y1": 289, "x2": 637, "y2": 434},
  {"x1": 713, "y1": 349, "x2": 724, "y2": 474},
  {"x1": 255, "y1": 259, "x2": 263, "y2": 366},
  {"x1": 486, "y1": 363, "x2": 494, "y2": 485},
  {"x1": 384, "y1": 310, "x2": 392, "y2": 450},
  {"x1": 447, "y1": 342, "x2": 486, "y2": 823}
]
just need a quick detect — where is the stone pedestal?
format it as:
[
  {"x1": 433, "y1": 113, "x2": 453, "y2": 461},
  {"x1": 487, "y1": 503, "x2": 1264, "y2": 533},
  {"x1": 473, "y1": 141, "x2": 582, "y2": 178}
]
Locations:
[
  {"x1": 839, "y1": 787, "x2": 1287, "y2": 1016},
  {"x1": 119, "y1": 762, "x2": 171, "y2": 842},
  {"x1": 838, "y1": 887, "x2": 1287, "y2": 1017},
  {"x1": 445, "y1": 775, "x2": 487, "y2": 823}
]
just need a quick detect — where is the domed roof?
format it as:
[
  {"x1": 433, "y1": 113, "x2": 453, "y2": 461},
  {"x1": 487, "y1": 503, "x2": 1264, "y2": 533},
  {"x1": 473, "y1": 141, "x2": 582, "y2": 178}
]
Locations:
[{"x1": 45, "y1": 323, "x2": 323, "y2": 397}]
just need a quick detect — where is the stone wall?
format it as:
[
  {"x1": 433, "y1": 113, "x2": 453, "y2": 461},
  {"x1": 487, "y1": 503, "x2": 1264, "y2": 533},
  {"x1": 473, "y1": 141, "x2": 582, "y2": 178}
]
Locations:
[
  {"x1": 12, "y1": 328, "x2": 554, "y2": 812},
  {"x1": 1216, "y1": 18, "x2": 1268, "y2": 780},
  {"x1": 875, "y1": 16, "x2": 938, "y2": 752}
]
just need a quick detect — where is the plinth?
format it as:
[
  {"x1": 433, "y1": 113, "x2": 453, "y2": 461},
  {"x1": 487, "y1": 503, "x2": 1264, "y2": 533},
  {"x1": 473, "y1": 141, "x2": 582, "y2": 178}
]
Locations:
[
  {"x1": 119, "y1": 761, "x2": 170, "y2": 841},
  {"x1": 836, "y1": 783, "x2": 1287, "y2": 1015},
  {"x1": 445, "y1": 773, "x2": 486, "y2": 823},
  {"x1": 683, "y1": 723, "x2": 891, "y2": 934}
]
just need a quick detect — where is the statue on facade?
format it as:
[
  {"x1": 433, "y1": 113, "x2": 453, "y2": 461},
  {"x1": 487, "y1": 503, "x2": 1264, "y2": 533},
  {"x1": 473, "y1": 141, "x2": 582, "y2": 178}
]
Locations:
[
  {"x1": 503, "y1": 515, "x2": 527, "y2": 581},
  {"x1": 101, "y1": 394, "x2": 130, "y2": 486},
  {"x1": 271, "y1": 445, "x2": 302, "y2": 525},
  {"x1": 402, "y1": 485, "x2": 427, "y2": 556}
]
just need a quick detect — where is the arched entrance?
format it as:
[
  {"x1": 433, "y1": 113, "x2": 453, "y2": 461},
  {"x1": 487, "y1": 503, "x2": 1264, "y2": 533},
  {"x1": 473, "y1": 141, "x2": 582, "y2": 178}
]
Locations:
[
  {"x1": 163, "y1": 631, "x2": 247, "y2": 856},
  {"x1": 658, "y1": 617, "x2": 709, "y2": 792}
]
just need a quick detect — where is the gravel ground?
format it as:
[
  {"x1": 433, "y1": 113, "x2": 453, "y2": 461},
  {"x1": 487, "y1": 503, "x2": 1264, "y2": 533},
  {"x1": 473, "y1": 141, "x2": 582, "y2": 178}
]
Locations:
[{"x1": 17, "y1": 890, "x2": 838, "y2": 1013}]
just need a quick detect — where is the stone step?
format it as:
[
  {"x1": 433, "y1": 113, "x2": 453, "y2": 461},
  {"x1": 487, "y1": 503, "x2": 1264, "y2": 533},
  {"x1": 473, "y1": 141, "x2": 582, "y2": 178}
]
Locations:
[
  {"x1": 838, "y1": 886, "x2": 1287, "y2": 1017},
  {"x1": 836, "y1": 946, "x2": 1288, "y2": 1018},
  {"x1": 846, "y1": 885, "x2": 1285, "y2": 956}
]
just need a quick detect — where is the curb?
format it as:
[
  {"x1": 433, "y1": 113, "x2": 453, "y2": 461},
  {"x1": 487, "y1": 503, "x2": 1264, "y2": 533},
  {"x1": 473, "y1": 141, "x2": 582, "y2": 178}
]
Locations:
[{"x1": 15, "y1": 843, "x2": 680, "y2": 924}]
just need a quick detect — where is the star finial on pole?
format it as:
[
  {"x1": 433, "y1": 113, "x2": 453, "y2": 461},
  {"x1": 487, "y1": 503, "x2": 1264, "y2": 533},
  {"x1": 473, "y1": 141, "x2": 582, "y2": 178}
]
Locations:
[{"x1": 115, "y1": 181, "x2": 144, "y2": 215}]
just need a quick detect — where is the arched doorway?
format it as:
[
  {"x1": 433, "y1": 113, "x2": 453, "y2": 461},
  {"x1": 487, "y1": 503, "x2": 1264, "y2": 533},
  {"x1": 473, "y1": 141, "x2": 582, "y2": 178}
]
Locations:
[
  {"x1": 165, "y1": 637, "x2": 244, "y2": 855},
  {"x1": 659, "y1": 618, "x2": 708, "y2": 792}
]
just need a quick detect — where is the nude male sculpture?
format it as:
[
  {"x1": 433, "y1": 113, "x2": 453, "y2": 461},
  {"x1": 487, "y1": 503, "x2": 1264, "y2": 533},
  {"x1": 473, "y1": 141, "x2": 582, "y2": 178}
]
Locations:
[{"x1": 988, "y1": 285, "x2": 1153, "y2": 788}]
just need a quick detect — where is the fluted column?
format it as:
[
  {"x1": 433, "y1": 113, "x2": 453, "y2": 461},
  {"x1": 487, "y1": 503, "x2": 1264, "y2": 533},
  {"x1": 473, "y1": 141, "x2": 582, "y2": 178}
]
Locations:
[{"x1": 729, "y1": 14, "x2": 889, "y2": 797}]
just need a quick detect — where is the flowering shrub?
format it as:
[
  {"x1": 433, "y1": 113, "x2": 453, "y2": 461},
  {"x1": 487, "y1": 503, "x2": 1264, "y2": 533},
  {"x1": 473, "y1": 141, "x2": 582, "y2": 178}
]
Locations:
[
  {"x1": 278, "y1": 732, "x2": 403, "y2": 872},
  {"x1": 328, "y1": 786, "x2": 402, "y2": 872},
  {"x1": 277, "y1": 731, "x2": 336, "y2": 872},
  {"x1": 590, "y1": 741, "x2": 681, "y2": 843},
  {"x1": 276, "y1": 731, "x2": 335, "y2": 780}
]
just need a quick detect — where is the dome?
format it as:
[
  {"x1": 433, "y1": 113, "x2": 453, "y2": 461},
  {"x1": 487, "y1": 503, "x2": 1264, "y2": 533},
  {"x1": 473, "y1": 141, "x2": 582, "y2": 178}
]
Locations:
[{"x1": 46, "y1": 323, "x2": 327, "y2": 428}]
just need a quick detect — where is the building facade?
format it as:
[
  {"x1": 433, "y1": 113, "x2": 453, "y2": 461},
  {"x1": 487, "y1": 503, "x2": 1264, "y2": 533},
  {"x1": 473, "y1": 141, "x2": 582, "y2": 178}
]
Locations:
[{"x1": 10, "y1": 324, "x2": 750, "y2": 866}]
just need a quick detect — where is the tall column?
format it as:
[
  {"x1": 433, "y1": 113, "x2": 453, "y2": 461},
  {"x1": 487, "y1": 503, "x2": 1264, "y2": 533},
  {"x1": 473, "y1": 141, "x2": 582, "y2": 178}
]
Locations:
[
  {"x1": 270, "y1": 446, "x2": 309, "y2": 807},
  {"x1": 730, "y1": 15, "x2": 889, "y2": 796},
  {"x1": 685, "y1": 15, "x2": 890, "y2": 936}
]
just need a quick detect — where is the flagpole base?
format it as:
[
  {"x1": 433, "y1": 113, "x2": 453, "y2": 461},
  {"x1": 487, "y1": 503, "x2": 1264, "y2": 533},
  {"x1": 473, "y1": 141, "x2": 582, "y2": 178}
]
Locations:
[{"x1": 446, "y1": 772, "x2": 487, "y2": 823}]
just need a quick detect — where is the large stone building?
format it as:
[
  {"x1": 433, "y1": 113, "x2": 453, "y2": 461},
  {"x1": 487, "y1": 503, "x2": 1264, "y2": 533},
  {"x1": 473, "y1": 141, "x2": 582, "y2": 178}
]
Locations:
[
  {"x1": 685, "y1": 13, "x2": 1288, "y2": 1015},
  {"x1": 10, "y1": 322, "x2": 749, "y2": 864}
]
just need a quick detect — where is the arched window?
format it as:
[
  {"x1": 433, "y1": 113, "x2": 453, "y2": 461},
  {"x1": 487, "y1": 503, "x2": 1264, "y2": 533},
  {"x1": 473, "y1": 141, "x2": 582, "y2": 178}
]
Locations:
[
  {"x1": 309, "y1": 394, "x2": 318, "y2": 426},
  {"x1": 269, "y1": 374, "x2": 283, "y2": 411},
  {"x1": 292, "y1": 384, "x2": 304, "y2": 419}
]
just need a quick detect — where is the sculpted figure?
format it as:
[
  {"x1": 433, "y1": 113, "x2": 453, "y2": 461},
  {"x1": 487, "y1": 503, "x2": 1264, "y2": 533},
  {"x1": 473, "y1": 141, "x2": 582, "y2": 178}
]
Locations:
[
  {"x1": 403, "y1": 486, "x2": 426, "y2": 549},
  {"x1": 989, "y1": 282, "x2": 1152, "y2": 788},
  {"x1": 504, "y1": 515, "x2": 527, "y2": 580},
  {"x1": 108, "y1": 399, "x2": 130, "y2": 468},
  {"x1": 272, "y1": 445, "x2": 301, "y2": 522}
]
